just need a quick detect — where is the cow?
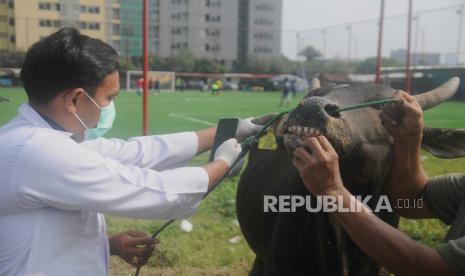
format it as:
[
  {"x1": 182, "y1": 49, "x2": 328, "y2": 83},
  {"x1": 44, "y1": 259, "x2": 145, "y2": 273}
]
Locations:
[{"x1": 237, "y1": 78, "x2": 462, "y2": 276}]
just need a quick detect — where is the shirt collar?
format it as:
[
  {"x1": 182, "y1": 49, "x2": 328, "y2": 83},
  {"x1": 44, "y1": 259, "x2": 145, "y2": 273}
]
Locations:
[{"x1": 18, "y1": 103, "x2": 74, "y2": 137}]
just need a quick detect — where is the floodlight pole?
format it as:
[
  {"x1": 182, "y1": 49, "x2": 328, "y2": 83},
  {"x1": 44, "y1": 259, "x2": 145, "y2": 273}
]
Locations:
[
  {"x1": 405, "y1": 0, "x2": 413, "y2": 93},
  {"x1": 457, "y1": 5, "x2": 464, "y2": 65},
  {"x1": 142, "y1": 0, "x2": 149, "y2": 135},
  {"x1": 375, "y1": 0, "x2": 385, "y2": 84}
]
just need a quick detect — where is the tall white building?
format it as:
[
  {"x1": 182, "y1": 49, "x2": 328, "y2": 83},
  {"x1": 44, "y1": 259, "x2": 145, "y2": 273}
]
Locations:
[{"x1": 120, "y1": 0, "x2": 282, "y2": 68}]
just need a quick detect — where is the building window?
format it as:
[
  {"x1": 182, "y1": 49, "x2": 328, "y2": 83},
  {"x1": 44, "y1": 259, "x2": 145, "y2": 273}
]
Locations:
[
  {"x1": 38, "y1": 2, "x2": 52, "y2": 10},
  {"x1": 255, "y1": 4, "x2": 273, "y2": 11},
  {"x1": 88, "y1": 22, "x2": 100, "y2": 30},
  {"x1": 254, "y1": 18, "x2": 273, "y2": 25},
  {"x1": 113, "y1": 8, "x2": 120, "y2": 20},
  {"x1": 38, "y1": 2, "x2": 59, "y2": 11},
  {"x1": 113, "y1": 24, "x2": 120, "y2": 35},
  {"x1": 39, "y1": 19, "x2": 52, "y2": 27},
  {"x1": 205, "y1": 44, "x2": 210, "y2": 52},
  {"x1": 79, "y1": 5, "x2": 100, "y2": 14},
  {"x1": 254, "y1": 32, "x2": 273, "y2": 40},
  {"x1": 79, "y1": 21, "x2": 87, "y2": 29},
  {"x1": 88, "y1": 6, "x2": 100, "y2": 14},
  {"x1": 254, "y1": 46, "x2": 272, "y2": 54},
  {"x1": 9, "y1": 34, "x2": 15, "y2": 43},
  {"x1": 206, "y1": 0, "x2": 220, "y2": 7},
  {"x1": 8, "y1": 17, "x2": 13, "y2": 26},
  {"x1": 0, "y1": 15, "x2": 6, "y2": 22},
  {"x1": 205, "y1": 29, "x2": 220, "y2": 37},
  {"x1": 53, "y1": 20, "x2": 60, "y2": 28},
  {"x1": 206, "y1": 14, "x2": 220, "y2": 22},
  {"x1": 7, "y1": 0, "x2": 13, "y2": 9}
]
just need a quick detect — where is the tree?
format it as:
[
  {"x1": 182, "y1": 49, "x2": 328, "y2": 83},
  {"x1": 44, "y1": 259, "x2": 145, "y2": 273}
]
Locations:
[
  {"x1": 298, "y1": 46, "x2": 322, "y2": 62},
  {"x1": 320, "y1": 59, "x2": 351, "y2": 74},
  {"x1": 172, "y1": 49, "x2": 195, "y2": 72},
  {"x1": 194, "y1": 58, "x2": 225, "y2": 73},
  {"x1": 237, "y1": 55, "x2": 296, "y2": 74},
  {"x1": 0, "y1": 50, "x2": 26, "y2": 68}
]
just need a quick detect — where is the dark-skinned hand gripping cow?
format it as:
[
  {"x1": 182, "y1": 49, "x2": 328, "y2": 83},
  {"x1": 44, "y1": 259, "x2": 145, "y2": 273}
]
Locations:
[{"x1": 237, "y1": 78, "x2": 462, "y2": 276}]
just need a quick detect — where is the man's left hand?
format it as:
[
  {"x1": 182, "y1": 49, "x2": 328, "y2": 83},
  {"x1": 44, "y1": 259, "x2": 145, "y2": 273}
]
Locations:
[
  {"x1": 109, "y1": 230, "x2": 158, "y2": 268},
  {"x1": 292, "y1": 136, "x2": 344, "y2": 196},
  {"x1": 236, "y1": 117, "x2": 265, "y2": 141}
]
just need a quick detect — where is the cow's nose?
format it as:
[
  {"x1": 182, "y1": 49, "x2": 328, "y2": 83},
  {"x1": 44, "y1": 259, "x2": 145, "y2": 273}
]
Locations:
[{"x1": 299, "y1": 97, "x2": 341, "y2": 119}]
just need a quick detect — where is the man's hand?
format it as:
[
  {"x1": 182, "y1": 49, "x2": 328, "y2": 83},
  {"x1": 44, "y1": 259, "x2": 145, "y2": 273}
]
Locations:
[
  {"x1": 236, "y1": 117, "x2": 266, "y2": 141},
  {"x1": 109, "y1": 230, "x2": 158, "y2": 268},
  {"x1": 292, "y1": 136, "x2": 344, "y2": 196},
  {"x1": 379, "y1": 91, "x2": 424, "y2": 144}
]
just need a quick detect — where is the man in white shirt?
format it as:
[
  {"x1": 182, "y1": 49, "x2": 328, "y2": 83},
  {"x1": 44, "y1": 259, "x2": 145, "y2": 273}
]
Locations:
[{"x1": 0, "y1": 27, "x2": 264, "y2": 275}]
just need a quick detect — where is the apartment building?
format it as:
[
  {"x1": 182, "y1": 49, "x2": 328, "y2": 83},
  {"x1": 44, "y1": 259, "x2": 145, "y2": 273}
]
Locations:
[{"x1": 0, "y1": 0, "x2": 120, "y2": 51}]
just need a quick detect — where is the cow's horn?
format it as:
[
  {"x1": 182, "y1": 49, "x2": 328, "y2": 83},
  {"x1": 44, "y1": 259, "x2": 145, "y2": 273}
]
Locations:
[{"x1": 414, "y1": 77, "x2": 460, "y2": 110}]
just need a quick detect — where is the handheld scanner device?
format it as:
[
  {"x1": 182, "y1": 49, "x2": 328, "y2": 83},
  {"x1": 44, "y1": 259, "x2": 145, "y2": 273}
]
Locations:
[{"x1": 209, "y1": 118, "x2": 240, "y2": 162}]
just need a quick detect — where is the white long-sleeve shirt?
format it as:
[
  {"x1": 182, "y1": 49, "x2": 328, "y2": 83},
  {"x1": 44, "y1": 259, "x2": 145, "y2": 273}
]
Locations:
[{"x1": 0, "y1": 103, "x2": 209, "y2": 275}]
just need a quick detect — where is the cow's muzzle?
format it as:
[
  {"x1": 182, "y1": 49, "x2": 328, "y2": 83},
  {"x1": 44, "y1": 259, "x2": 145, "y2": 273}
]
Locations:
[{"x1": 283, "y1": 97, "x2": 342, "y2": 151}]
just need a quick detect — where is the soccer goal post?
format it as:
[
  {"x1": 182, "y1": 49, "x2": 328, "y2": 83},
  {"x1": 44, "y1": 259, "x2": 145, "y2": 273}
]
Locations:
[{"x1": 126, "y1": 70, "x2": 175, "y2": 92}]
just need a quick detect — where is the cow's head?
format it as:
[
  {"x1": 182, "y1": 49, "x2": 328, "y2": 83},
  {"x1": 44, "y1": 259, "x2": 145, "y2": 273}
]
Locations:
[{"x1": 254, "y1": 78, "x2": 462, "y2": 193}]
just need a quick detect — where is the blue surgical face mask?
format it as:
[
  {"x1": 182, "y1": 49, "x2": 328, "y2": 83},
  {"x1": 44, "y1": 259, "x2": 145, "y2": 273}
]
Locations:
[{"x1": 73, "y1": 92, "x2": 116, "y2": 140}]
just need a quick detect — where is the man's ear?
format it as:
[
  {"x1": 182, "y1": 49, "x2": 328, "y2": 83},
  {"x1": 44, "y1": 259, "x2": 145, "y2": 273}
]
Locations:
[
  {"x1": 64, "y1": 89, "x2": 85, "y2": 113},
  {"x1": 421, "y1": 127, "x2": 465, "y2": 158}
]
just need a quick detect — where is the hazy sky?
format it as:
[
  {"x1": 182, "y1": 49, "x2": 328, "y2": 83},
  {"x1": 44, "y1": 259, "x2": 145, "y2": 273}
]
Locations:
[{"x1": 281, "y1": 0, "x2": 465, "y2": 60}]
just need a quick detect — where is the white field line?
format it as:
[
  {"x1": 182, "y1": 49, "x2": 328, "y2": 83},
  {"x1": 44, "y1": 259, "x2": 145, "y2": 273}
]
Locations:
[{"x1": 169, "y1": 113, "x2": 216, "y2": 126}]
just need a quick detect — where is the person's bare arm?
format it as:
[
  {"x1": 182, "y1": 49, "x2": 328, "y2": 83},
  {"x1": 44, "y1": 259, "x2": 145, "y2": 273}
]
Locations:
[
  {"x1": 202, "y1": 160, "x2": 229, "y2": 189},
  {"x1": 380, "y1": 91, "x2": 434, "y2": 218},
  {"x1": 293, "y1": 136, "x2": 455, "y2": 276},
  {"x1": 195, "y1": 127, "x2": 216, "y2": 155},
  {"x1": 328, "y1": 187, "x2": 454, "y2": 276}
]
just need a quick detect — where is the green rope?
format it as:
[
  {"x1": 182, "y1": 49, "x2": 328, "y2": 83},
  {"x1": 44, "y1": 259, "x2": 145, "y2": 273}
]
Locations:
[{"x1": 334, "y1": 98, "x2": 401, "y2": 113}]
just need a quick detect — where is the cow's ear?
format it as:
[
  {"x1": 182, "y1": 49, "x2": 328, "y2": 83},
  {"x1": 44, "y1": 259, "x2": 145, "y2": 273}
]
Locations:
[{"x1": 421, "y1": 127, "x2": 465, "y2": 159}]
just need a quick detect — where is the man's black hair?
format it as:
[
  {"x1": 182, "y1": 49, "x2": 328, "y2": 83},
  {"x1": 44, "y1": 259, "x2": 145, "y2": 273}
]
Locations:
[{"x1": 20, "y1": 27, "x2": 119, "y2": 105}]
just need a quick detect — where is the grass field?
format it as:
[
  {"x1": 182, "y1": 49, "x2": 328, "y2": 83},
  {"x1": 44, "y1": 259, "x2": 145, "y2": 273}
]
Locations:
[{"x1": 1, "y1": 88, "x2": 465, "y2": 275}]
